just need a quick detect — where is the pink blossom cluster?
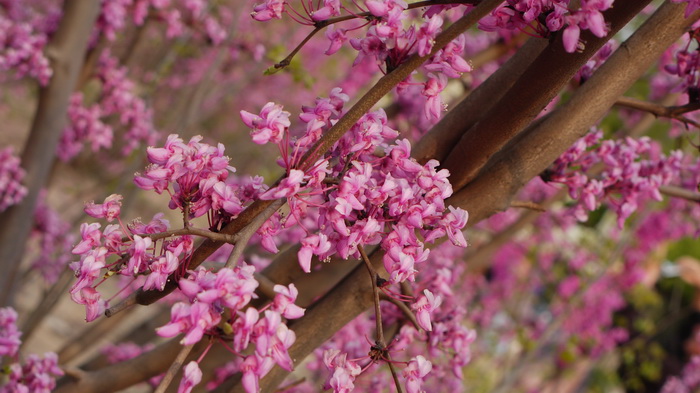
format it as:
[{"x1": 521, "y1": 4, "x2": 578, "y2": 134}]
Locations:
[
  {"x1": 664, "y1": 26, "x2": 700, "y2": 102},
  {"x1": 157, "y1": 267, "x2": 305, "y2": 393},
  {"x1": 662, "y1": 358, "x2": 700, "y2": 393},
  {"x1": 544, "y1": 129, "x2": 684, "y2": 227},
  {"x1": 0, "y1": 307, "x2": 63, "y2": 393},
  {"x1": 59, "y1": 51, "x2": 158, "y2": 161},
  {"x1": 479, "y1": 0, "x2": 614, "y2": 53},
  {"x1": 0, "y1": 147, "x2": 27, "y2": 213},
  {"x1": 96, "y1": 0, "x2": 228, "y2": 44},
  {"x1": 0, "y1": 12, "x2": 52, "y2": 85},
  {"x1": 288, "y1": 243, "x2": 474, "y2": 392},
  {"x1": 69, "y1": 193, "x2": 195, "y2": 321},
  {"x1": 0, "y1": 353, "x2": 64, "y2": 393},
  {"x1": 240, "y1": 92, "x2": 468, "y2": 284},
  {"x1": 133, "y1": 134, "x2": 261, "y2": 223},
  {"x1": 250, "y1": 0, "x2": 473, "y2": 121},
  {"x1": 0, "y1": 307, "x2": 21, "y2": 358}
]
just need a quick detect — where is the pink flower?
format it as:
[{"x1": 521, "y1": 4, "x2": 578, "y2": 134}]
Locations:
[
  {"x1": 312, "y1": 0, "x2": 341, "y2": 21},
  {"x1": 178, "y1": 361, "x2": 202, "y2": 393},
  {"x1": 157, "y1": 302, "x2": 220, "y2": 345},
  {"x1": 251, "y1": 0, "x2": 285, "y2": 21},
  {"x1": 84, "y1": 194, "x2": 123, "y2": 221},
  {"x1": 403, "y1": 355, "x2": 432, "y2": 393},
  {"x1": 298, "y1": 233, "x2": 332, "y2": 272},
  {"x1": 562, "y1": 23, "x2": 581, "y2": 53},
  {"x1": 125, "y1": 235, "x2": 153, "y2": 275},
  {"x1": 72, "y1": 222, "x2": 102, "y2": 255},
  {"x1": 442, "y1": 206, "x2": 468, "y2": 247},
  {"x1": 325, "y1": 26, "x2": 347, "y2": 55},
  {"x1": 240, "y1": 102, "x2": 290, "y2": 145},
  {"x1": 416, "y1": 15, "x2": 442, "y2": 57},
  {"x1": 240, "y1": 354, "x2": 275, "y2": 393},
  {"x1": 70, "y1": 247, "x2": 107, "y2": 298},
  {"x1": 323, "y1": 349, "x2": 361, "y2": 393},
  {"x1": 422, "y1": 73, "x2": 448, "y2": 120},
  {"x1": 232, "y1": 308, "x2": 260, "y2": 352},
  {"x1": 143, "y1": 251, "x2": 179, "y2": 291},
  {"x1": 0, "y1": 307, "x2": 22, "y2": 357},
  {"x1": 259, "y1": 169, "x2": 305, "y2": 199},
  {"x1": 272, "y1": 284, "x2": 305, "y2": 319},
  {"x1": 412, "y1": 289, "x2": 442, "y2": 331},
  {"x1": 78, "y1": 287, "x2": 106, "y2": 322}
]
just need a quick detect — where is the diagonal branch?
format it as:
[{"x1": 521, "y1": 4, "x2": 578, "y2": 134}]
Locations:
[
  {"x1": 615, "y1": 96, "x2": 700, "y2": 129},
  {"x1": 439, "y1": 0, "x2": 654, "y2": 192}
]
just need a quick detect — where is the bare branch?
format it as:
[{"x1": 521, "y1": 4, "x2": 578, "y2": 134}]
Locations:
[
  {"x1": 615, "y1": 96, "x2": 700, "y2": 129},
  {"x1": 659, "y1": 185, "x2": 700, "y2": 202},
  {"x1": 440, "y1": 0, "x2": 654, "y2": 192},
  {"x1": 153, "y1": 344, "x2": 194, "y2": 393},
  {"x1": 510, "y1": 200, "x2": 547, "y2": 212}
]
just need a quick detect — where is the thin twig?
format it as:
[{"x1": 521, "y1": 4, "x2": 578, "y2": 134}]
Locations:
[
  {"x1": 510, "y1": 200, "x2": 547, "y2": 212},
  {"x1": 659, "y1": 184, "x2": 700, "y2": 202},
  {"x1": 137, "y1": 226, "x2": 239, "y2": 243},
  {"x1": 385, "y1": 353, "x2": 405, "y2": 393},
  {"x1": 615, "y1": 96, "x2": 700, "y2": 129},
  {"x1": 153, "y1": 344, "x2": 194, "y2": 393},
  {"x1": 358, "y1": 245, "x2": 385, "y2": 346}
]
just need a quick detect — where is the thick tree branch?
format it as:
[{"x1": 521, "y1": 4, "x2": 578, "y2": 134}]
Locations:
[
  {"x1": 448, "y1": 1, "x2": 699, "y2": 224},
  {"x1": 412, "y1": 36, "x2": 549, "y2": 164},
  {"x1": 0, "y1": 0, "x2": 100, "y2": 306},
  {"x1": 440, "y1": 0, "x2": 653, "y2": 191}
]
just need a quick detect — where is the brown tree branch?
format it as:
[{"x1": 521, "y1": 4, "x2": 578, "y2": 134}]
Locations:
[
  {"x1": 412, "y1": 36, "x2": 549, "y2": 164},
  {"x1": 0, "y1": 0, "x2": 100, "y2": 306},
  {"x1": 616, "y1": 96, "x2": 700, "y2": 128},
  {"x1": 448, "y1": 1, "x2": 699, "y2": 224},
  {"x1": 659, "y1": 184, "x2": 700, "y2": 202},
  {"x1": 440, "y1": 0, "x2": 654, "y2": 192}
]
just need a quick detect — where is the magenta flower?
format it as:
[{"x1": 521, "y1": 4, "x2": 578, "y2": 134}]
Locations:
[
  {"x1": 416, "y1": 15, "x2": 442, "y2": 57},
  {"x1": 232, "y1": 308, "x2": 260, "y2": 352},
  {"x1": 412, "y1": 289, "x2": 442, "y2": 331},
  {"x1": 84, "y1": 194, "x2": 123, "y2": 222},
  {"x1": 72, "y1": 222, "x2": 102, "y2": 255},
  {"x1": 178, "y1": 361, "x2": 202, "y2": 393},
  {"x1": 0, "y1": 307, "x2": 21, "y2": 357},
  {"x1": 70, "y1": 247, "x2": 107, "y2": 299},
  {"x1": 143, "y1": 251, "x2": 179, "y2": 291},
  {"x1": 272, "y1": 284, "x2": 305, "y2": 319},
  {"x1": 323, "y1": 349, "x2": 361, "y2": 393},
  {"x1": 325, "y1": 26, "x2": 347, "y2": 55},
  {"x1": 259, "y1": 169, "x2": 305, "y2": 200},
  {"x1": 298, "y1": 233, "x2": 332, "y2": 272},
  {"x1": 124, "y1": 235, "x2": 153, "y2": 275},
  {"x1": 251, "y1": 0, "x2": 285, "y2": 21},
  {"x1": 402, "y1": 355, "x2": 432, "y2": 393},
  {"x1": 240, "y1": 102, "x2": 291, "y2": 145},
  {"x1": 240, "y1": 354, "x2": 275, "y2": 393}
]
